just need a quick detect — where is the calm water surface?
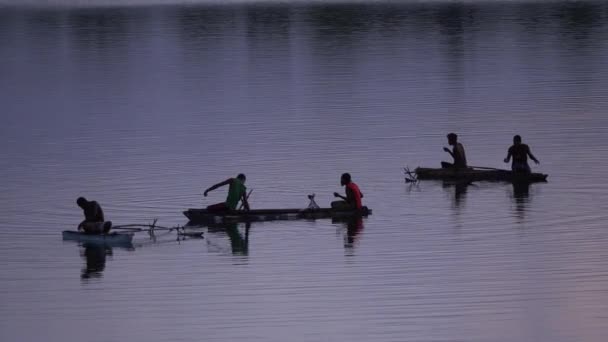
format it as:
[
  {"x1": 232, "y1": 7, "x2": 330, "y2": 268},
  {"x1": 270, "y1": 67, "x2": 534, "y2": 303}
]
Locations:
[{"x1": 2, "y1": 1, "x2": 608, "y2": 341}]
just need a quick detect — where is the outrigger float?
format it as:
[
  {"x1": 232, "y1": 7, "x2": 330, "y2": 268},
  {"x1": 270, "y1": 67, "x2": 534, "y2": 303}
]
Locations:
[
  {"x1": 62, "y1": 220, "x2": 197, "y2": 245},
  {"x1": 406, "y1": 167, "x2": 548, "y2": 183},
  {"x1": 62, "y1": 230, "x2": 134, "y2": 245}
]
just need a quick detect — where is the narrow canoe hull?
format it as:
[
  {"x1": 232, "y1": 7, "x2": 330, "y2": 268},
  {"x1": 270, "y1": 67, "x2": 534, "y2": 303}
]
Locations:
[
  {"x1": 414, "y1": 167, "x2": 548, "y2": 183},
  {"x1": 183, "y1": 207, "x2": 372, "y2": 224},
  {"x1": 62, "y1": 230, "x2": 134, "y2": 246}
]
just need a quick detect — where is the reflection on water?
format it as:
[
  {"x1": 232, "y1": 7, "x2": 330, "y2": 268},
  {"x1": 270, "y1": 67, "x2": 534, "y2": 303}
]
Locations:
[
  {"x1": 511, "y1": 182, "x2": 531, "y2": 222},
  {"x1": 2, "y1": 1, "x2": 608, "y2": 342},
  {"x1": 205, "y1": 222, "x2": 250, "y2": 256},
  {"x1": 442, "y1": 180, "x2": 472, "y2": 210},
  {"x1": 336, "y1": 216, "x2": 364, "y2": 249},
  {"x1": 79, "y1": 242, "x2": 134, "y2": 281},
  {"x1": 80, "y1": 243, "x2": 111, "y2": 280}
]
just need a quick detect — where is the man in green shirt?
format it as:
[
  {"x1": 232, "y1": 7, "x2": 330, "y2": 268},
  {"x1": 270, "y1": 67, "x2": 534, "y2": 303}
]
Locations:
[{"x1": 204, "y1": 173, "x2": 250, "y2": 211}]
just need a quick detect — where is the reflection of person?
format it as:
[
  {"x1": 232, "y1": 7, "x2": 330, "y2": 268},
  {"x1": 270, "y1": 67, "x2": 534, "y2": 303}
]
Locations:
[
  {"x1": 344, "y1": 217, "x2": 364, "y2": 247},
  {"x1": 332, "y1": 173, "x2": 363, "y2": 210},
  {"x1": 442, "y1": 181, "x2": 470, "y2": 208},
  {"x1": 504, "y1": 135, "x2": 539, "y2": 173},
  {"x1": 225, "y1": 222, "x2": 250, "y2": 255},
  {"x1": 77, "y1": 197, "x2": 111, "y2": 233},
  {"x1": 512, "y1": 182, "x2": 531, "y2": 221},
  {"x1": 441, "y1": 133, "x2": 467, "y2": 169},
  {"x1": 81, "y1": 243, "x2": 111, "y2": 280},
  {"x1": 204, "y1": 174, "x2": 250, "y2": 211}
]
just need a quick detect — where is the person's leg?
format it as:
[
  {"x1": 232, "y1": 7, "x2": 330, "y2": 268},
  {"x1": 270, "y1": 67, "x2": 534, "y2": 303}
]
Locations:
[
  {"x1": 207, "y1": 202, "x2": 228, "y2": 212},
  {"x1": 441, "y1": 161, "x2": 453, "y2": 169},
  {"x1": 103, "y1": 221, "x2": 112, "y2": 233},
  {"x1": 82, "y1": 222, "x2": 103, "y2": 234},
  {"x1": 331, "y1": 201, "x2": 352, "y2": 210}
]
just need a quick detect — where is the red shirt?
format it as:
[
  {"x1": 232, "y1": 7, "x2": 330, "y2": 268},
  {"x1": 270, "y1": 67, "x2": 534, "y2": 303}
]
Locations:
[{"x1": 346, "y1": 182, "x2": 363, "y2": 209}]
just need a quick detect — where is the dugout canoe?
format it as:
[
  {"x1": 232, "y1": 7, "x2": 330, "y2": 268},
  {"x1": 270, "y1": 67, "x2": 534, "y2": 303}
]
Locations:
[
  {"x1": 414, "y1": 167, "x2": 548, "y2": 183},
  {"x1": 183, "y1": 207, "x2": 372, "y2": 224},
  {"x1": 62, "y1": 230, "x2": 134, "y2": 245}
]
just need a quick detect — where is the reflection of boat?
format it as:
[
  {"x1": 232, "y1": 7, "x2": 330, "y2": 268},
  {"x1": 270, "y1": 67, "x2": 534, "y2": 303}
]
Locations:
[
  {"x1": 62, "y1": 230, "x2": 134, "y2": 246},
  {"x1": 183, "y1": 207, "x2": 372, "y2": 224},
  {"x1": 414, "y1": 167, "x2": 547, "y2": 183}
]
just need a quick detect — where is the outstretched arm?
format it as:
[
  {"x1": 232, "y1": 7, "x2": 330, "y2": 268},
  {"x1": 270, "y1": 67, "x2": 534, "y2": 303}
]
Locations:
[{"x1": 204, "y1": 179, "x2": 232, "y2": 196}]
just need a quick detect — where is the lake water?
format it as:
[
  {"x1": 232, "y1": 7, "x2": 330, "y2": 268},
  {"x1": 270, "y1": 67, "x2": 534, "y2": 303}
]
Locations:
[{"x1": 2, "y1": 1, "x2": 608, "y2": 341}]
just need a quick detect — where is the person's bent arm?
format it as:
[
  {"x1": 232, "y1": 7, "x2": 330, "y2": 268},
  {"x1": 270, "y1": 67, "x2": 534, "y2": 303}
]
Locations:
[
  {"x1": 443, "y1": 147, "x2": 454, "y2": 158},
  {"x1": 504, "y1": 150, "x2": 511, "y2": 163},
  {"x1": 528, "y1": 149, "x2": 540, "y2": 164},
  {"x1": 333, "y1": 192, "x2": 347, "y2": 201},
  {"x1": 204, "y1": 179, "x2": 232, "y2": 196},
  {"x1": 241, "y1": 193, "x2": 250, "y2": 211}
]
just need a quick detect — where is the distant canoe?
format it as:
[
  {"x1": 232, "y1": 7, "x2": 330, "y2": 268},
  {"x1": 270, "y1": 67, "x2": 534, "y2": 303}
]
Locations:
[
  {"x1": 62, "y1": 230, "x2": 134, "y2": 245},
  {"x1": 414, "y1": 167, "x2": 548, "y2": 183},
  {"x1": 183, "y1": 207, "x2": 372, "y2": 224}
]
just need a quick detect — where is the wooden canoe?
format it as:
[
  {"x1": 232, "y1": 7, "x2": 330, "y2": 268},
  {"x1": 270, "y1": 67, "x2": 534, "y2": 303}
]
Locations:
[
  {"x1": 183, "y1": 207, "x2": 372, "y2": 224},
  {"x1": 62, "y1": 230, "x2": 134, "y2": 245},
  {"x1": 414, "y1": 167, "x2": 548, "y2": 183}
]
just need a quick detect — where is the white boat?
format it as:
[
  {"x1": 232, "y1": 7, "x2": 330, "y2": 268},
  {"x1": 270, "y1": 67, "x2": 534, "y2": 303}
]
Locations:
[{"x1": 62, "y1": 230, "x2": 134, "y2": 245}]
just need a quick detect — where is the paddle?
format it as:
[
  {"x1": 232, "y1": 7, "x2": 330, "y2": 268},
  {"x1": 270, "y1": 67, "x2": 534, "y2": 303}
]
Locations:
[
  {"x1": 238, "y1": 189, "x2": 253, "y2": 210},
  {"x1": 469, "y1": 166, "x2": 504, "y2": 171}
]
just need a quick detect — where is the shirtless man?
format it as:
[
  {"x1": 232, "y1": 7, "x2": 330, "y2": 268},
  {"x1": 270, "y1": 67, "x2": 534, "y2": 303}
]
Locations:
[
  {"x1": 441, "y1": 133, "x2": 467, "y2": 169},
  {"x1": 504, "y1": 135, "x2": 539, "y2": 173}
]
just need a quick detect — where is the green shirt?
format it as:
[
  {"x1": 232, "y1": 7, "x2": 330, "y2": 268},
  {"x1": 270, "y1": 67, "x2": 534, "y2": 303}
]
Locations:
[{"x1": 225, "y1": 178, "x2": 246, "y2": 210}]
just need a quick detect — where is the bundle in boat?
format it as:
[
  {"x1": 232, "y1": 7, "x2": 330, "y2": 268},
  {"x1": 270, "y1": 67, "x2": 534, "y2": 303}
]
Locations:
[
  {"x1": 183, "y1": 207, "x2": 372, "y2": 224},
  {"x1": 414, "y1": 167, "x2": 548, "y2": 183}
]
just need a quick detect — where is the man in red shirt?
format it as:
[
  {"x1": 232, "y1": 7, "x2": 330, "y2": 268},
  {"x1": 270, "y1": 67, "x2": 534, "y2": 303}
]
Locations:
[{"x1": 332, "y1": 173, "x2": 363, "y2": 210}]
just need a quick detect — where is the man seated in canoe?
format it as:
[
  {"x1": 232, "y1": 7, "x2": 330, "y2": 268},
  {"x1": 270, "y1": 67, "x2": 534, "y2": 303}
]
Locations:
[
  {"x1": 504, "y1": 135, "x2": 539, "y2": 173},
  {"x1": 332, "y1": 173, "x2": 364, "y2": 211},
  {"x1": 77, "y1": 197, "x2": 112, "y2": 234},
  {"x1": 441, "y1": 132, "x2": 468, "y2": 169},
  {"x1": 204, "y1": 173, "x2": 250, "y2": 212}
]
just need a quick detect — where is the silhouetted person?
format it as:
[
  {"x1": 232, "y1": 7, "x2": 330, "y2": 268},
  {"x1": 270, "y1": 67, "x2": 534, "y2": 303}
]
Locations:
[
  {"x1": 204, "y1": 173, "x2": 250, "y2": 212},
  {"x1": 332, "y1": 173, "x2": 364, "y2": 210},
  {"x1": 77, "y1": 197, "x2": 111, "y2": 233},
  {"x1": 504, "y1": 135, "x2": 539, "y2": 173},
  {"x1": 442, "y1": 133, "x2": 467, "y2": 169}
]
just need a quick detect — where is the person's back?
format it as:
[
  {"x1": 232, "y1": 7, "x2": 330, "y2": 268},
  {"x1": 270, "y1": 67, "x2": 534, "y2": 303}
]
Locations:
[
  {"x1": 345, "y1": 182, "x2": 363, "y2": 209},
  {"x1": 453, "y1": 142, "x2": 467, "y2": 168},
  {"x1": 84, "y1": 201, "x2": 104, "y2": 222},
  {"x1": 509, "y1": 143, "x2": 530, "y2": 164},
  {"x1": 504, "y1": 135, "x2": 539, "y2": 173},
  {"x1": 225, "y1": 177, "x2": 246, "y2": 210}
]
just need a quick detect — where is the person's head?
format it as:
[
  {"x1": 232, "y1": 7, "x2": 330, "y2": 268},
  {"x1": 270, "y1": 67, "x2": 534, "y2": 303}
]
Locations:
[
  {"x1": 237, "y1": 173, "x2": 246, "y2": 183},
  {"x1": 340, "y1": 173, "x2": 352, "y2": 186},
  {"x1": 447, "y1": 133, "x2": 458, "y2": 145},
  {"x1": 76, "y1": 197, "x2": 87, "y2": 208},
  {"x1": 513, "y1": 135, "x2": 522, "y2": 145}
]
